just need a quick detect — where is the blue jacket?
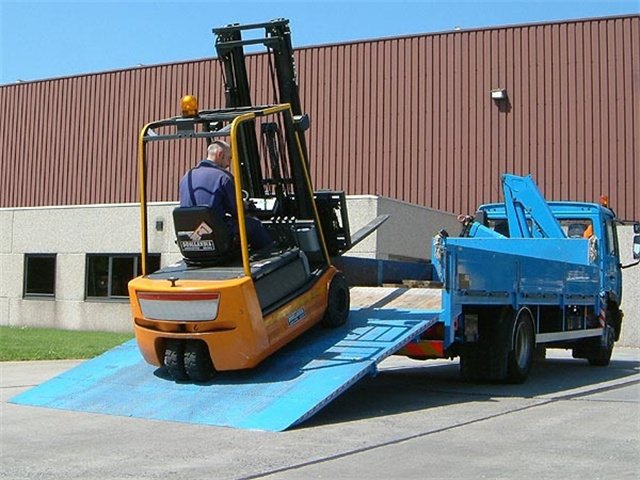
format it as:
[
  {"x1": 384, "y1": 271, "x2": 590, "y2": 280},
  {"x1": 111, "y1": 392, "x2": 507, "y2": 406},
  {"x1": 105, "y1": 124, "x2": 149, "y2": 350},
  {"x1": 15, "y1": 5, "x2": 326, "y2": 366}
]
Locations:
[{"x1": 178, "y1": 160, "x2": 238, "y2": 220}]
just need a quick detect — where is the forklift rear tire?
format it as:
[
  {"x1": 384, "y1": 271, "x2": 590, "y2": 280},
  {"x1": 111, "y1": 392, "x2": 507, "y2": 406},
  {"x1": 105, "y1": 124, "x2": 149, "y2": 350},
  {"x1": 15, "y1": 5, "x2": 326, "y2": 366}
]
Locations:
[
  {"x1": 164, "y1": 339, "x2": 189, "y2": 381},
  {"x1": 322, "y1": 272, "x2": 350, "y2": 328},
  {"x1": 184, "y1": 340, "x2": 216, "y2": 382}
]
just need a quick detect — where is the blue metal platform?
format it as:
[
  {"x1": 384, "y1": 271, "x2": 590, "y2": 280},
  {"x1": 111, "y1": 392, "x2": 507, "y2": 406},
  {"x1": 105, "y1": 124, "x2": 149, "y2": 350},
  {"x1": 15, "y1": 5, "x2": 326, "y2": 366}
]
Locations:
[{"x1": 10, "y1": 308, "x2": 437, "y2": 431}]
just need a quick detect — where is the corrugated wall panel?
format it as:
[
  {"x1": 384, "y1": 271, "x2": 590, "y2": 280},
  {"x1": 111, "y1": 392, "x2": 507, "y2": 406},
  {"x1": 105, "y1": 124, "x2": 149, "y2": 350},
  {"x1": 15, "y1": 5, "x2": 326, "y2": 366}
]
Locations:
[
  {"x1": 1, "y1": 16, "x2": 638, "y2": 219},
  {"x1": 625, "y1": 18, "x2": 638, "y2": 218}
]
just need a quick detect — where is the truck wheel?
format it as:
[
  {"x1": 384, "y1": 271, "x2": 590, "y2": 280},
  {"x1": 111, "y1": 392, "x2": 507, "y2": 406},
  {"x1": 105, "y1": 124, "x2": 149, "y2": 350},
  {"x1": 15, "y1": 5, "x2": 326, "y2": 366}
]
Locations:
[
  {"x1": 184, "y1": 340, "x2": 215, "y2": 382},
  {"x1": 587, "y1": 325, "x2": 615, "y2": 367},
  {"x1": 322, "y1": 272, "x2": 350, "y2": 328},
  {"x1": 459, "y1": 344, "x2": 487, "y2": 382},
  {"x1": 533, "y1": 345, "x2": 546, "y2": 362},
  {"x1": 460, "y1": 307, "x2": 511, "y2": 382},
  {"x1": 506, "y1": 311, "x2": 535, "y2": 383},
  {"x1": 608, "y1": 306, "x2": 622, "y2": 342},
  {"x1": 164, "y1": 339, "x2": 189, "y2": 381}
]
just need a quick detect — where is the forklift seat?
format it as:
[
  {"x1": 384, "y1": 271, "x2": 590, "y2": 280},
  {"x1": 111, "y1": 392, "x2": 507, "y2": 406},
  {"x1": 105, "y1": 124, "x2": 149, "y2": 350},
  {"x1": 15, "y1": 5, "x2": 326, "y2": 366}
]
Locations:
[{"x1": 173, "y1": 206, "x2": 236, "y2": 265}]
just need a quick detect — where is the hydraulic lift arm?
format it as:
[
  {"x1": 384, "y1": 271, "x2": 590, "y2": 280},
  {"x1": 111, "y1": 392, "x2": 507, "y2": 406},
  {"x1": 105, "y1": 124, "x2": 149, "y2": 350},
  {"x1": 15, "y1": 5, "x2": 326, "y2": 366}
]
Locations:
[{"x1": 501, "y1": 174, "x2": 566, "y2": 238}]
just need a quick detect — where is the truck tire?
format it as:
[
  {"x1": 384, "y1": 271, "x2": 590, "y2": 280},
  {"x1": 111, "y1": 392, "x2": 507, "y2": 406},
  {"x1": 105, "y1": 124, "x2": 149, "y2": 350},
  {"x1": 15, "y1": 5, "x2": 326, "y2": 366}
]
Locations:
[
  {"x1": 533, "y1": 345, "x2": 546, "y2": 362},
  {"x1": 459, "y1": 344, "x2": 487, "y2": 382},
  {"x1": 184, "y1": 340, "x2": 215, "y2": 382},
  {"x1": 322, "y1": 272, "x2": 350, "y2": 328},
  {"x1": 164, "y1": 339, "x2": 189, "y2": 381},
  {"x1": 587, "y1": 324, "x2": 615, "y2": 367},
  {"x1": 506, "y1": 310, "x2": 535, "y2": 384},
  {"x1": 460, "y1": 307, "x2": 512, "y2": 382},
  {"x1": 607, "y1": 305, "x2": 623, "y2": 342}
]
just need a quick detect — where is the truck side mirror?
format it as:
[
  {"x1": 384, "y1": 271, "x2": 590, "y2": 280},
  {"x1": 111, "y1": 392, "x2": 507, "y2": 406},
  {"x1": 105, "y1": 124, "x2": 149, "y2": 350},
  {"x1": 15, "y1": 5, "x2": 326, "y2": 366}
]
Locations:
[
  {"x1": 634, "y1": 223, "x2": 640, "y2": 234},
  {"x1": 634, "y1": 235, "x2": 640, "y2": 260}
]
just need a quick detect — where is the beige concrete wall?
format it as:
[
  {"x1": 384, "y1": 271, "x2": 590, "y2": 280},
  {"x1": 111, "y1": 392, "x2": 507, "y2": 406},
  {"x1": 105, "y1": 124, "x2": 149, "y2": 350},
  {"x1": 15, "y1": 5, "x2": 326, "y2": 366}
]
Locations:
[
  {"x1": 343, "y1": 196, "x2": 460, "y2": 260},
  {"x1": 1, "y1": 202, "x2": 637, "y2": 345},
  {"x1": 0, "y1": 203, "x2": 180, "y2": 333},
  {"x1": 1, "y1": 197, "x2": 458, "y2": 333},
  {"x1": 618, "y1": 225, "x2": 639, "y2": 347}
]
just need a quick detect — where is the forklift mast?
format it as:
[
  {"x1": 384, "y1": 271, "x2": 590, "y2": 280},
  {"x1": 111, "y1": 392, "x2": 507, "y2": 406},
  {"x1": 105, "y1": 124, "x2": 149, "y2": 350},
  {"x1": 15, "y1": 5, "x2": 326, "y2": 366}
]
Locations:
[
  {"x1": 214, "y1": 19, "x2": 304, "y2": 117},
  {"x1": 213, "y1": 20, "x2": 310, "y2": 210},
  {"x1": 213, "y1": 19, "x2": 351, "y2": 255}
]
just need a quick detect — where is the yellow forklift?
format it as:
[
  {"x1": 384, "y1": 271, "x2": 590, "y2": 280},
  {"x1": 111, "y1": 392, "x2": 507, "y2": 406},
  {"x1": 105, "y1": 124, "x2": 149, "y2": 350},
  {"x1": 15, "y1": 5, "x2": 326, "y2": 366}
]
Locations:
[{"x1": 128, "y1": 20, "x2": 353, "y2": 381}]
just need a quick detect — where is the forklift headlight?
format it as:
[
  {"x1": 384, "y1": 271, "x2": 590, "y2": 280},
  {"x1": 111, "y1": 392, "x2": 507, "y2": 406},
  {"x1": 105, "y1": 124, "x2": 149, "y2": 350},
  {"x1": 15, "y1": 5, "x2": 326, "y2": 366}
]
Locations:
[{"x1": 137, "y1": 292, "x2": 219, "y2": 321}]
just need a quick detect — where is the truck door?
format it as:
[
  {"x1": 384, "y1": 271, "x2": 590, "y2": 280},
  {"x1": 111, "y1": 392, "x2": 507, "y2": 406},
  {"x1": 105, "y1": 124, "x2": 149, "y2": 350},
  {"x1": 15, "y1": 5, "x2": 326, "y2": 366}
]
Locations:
[{"x1": 603, "y1": 218, "x2": 622, "y2": 304}]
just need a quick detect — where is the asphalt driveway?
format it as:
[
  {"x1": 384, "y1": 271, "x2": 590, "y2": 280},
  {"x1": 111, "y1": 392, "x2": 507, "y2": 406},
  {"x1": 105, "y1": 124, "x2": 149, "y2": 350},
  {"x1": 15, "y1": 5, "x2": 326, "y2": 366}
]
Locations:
[{"x1": 1, "y1": 348, "x2": 638, "y2": 479}]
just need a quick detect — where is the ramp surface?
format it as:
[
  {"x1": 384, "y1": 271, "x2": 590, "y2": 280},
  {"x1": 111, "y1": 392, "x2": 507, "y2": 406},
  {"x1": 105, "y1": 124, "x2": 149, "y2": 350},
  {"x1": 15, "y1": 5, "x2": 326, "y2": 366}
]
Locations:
[{"x1": 10, "y1": 308, "x2": 438, "y2": 431}]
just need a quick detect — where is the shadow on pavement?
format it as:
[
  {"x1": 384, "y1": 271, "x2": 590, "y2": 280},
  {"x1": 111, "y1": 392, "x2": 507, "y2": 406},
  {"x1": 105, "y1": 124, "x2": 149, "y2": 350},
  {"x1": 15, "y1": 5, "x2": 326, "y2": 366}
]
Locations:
[{"x1": 304, "y1": 353, "x2": 639, "y2": 428}]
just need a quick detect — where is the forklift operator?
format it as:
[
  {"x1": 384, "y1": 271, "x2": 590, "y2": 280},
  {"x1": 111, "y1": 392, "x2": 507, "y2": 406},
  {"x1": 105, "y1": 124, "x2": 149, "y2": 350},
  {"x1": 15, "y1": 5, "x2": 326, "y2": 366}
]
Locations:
[{"x1": 179, "y1": 141, "x2": 273, "y2": 250}]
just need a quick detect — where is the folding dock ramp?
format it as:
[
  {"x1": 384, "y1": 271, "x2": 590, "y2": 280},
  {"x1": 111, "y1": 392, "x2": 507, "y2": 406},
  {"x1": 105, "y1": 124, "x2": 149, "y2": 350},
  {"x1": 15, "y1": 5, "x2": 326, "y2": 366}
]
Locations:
[{"x1": 11, "y1": 288, "x2": 441, "y2": 431}]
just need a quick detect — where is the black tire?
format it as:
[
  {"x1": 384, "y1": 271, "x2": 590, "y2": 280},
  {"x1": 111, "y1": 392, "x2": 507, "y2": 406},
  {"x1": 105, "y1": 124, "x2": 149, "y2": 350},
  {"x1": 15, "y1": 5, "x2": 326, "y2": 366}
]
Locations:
[
  {"x1": 164, "y1": 339, "x2": 189, "y2": 381},
  {"x1": 322, "y1": 272, "x2": 350, "y2": 328},
  {"x1": 506, "y1": 311, "x2": 535, "y2": 383},
  {"x1": 184, "y1": 340, "x2": 216, "y2": 382},
  {"x1": 608, "y1": 306, "x2": 623, "y2": 342},
  {"x1": 459, "y1": 344, "x2": 487, "y2": 382},
  {"x1": 587, "y1": 325, "x2": 615, "y2": 367},
  {"x1": 460, "y1": 307, "x2": 511, "y2": 382},
  {"x1": 533, "y1": 345, "x2": 547, "y2": 362}
]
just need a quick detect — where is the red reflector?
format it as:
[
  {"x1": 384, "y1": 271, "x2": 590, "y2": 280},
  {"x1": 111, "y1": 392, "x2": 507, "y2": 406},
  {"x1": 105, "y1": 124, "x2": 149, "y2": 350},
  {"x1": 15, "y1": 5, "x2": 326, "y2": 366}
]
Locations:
[{"x1": 137, "y1": 292, "x2": 219, "y2": 302}]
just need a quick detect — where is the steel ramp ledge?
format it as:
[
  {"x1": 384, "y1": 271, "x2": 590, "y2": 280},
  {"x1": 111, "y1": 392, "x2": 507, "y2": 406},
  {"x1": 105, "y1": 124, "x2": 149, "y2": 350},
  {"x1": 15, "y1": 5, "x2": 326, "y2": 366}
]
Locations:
[{"x1": 10, "y1": 308, "x2": 438, "y2": 431}]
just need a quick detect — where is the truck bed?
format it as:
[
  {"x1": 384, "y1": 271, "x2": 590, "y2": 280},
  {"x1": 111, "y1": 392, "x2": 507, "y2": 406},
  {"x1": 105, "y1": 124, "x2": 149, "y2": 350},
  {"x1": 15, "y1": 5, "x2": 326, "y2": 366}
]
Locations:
[{"x1": 351, "y1": 286, "x2": 442, "y2": 311}]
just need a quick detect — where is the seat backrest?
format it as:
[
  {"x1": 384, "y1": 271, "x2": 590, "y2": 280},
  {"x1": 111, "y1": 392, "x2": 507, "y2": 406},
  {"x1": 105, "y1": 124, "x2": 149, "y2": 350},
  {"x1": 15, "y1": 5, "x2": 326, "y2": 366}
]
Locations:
[
  {"x1": 567, "y1": 223, "x2": 586, "y2": 238},
  {"x1": 173, "y1": 207, "x2": 231, "y2": 264}
]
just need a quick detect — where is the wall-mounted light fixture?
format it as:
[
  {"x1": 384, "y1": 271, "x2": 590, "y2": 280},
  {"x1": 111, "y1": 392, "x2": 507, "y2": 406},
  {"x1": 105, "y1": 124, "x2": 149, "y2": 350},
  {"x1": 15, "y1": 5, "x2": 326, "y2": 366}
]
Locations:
[
  {"x1": 490, "y1": 88, "x2": 507, "y2": 101},
  {"x1": 155, "y1": 220, "x2": 164, "y2": 232}
]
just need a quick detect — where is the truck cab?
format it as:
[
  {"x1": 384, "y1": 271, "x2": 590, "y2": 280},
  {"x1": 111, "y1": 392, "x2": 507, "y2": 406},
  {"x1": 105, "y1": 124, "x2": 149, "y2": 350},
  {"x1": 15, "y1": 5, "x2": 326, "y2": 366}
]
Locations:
[{"x1": 478, "y1": 200, "x2": 623, "y2": 323}]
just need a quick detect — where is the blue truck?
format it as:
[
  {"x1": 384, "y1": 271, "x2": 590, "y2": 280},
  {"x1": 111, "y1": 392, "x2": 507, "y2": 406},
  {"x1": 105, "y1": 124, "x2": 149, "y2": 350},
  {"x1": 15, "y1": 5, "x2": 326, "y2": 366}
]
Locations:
[{"x1": 396, "y1": 173, "x2": 640, "y2": 383}]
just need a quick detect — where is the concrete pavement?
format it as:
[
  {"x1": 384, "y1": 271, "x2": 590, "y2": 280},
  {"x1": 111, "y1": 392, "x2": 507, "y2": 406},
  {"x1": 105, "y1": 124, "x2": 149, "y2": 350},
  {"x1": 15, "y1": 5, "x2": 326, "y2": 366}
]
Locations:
[{"x1": 1, "y1": 348, "x2": 639, "y2": 479}]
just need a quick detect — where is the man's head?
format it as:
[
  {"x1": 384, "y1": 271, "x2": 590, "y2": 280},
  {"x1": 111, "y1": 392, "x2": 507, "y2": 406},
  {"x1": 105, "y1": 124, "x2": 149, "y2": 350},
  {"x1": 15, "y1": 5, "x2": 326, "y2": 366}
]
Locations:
[{"x1": 207, "y1": 140, "x2": 231, "y2": 169}]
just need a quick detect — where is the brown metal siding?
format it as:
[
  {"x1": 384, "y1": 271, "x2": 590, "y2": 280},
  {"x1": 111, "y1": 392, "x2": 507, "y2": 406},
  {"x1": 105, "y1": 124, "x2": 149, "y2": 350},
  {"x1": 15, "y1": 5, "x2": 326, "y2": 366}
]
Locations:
[{"x1": 1, "y1": 16, "x2": 638, "y2": 219}]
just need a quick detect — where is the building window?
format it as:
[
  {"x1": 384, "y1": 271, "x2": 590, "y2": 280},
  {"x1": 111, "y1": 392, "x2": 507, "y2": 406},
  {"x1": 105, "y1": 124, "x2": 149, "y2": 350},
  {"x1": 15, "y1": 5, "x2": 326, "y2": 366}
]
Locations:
[
  {"x1": 23, "y1": 254, "x2": 56, "y2": 298},
  {"x1": 85, "y1": 254, "x2": 160, "y2": 299}
]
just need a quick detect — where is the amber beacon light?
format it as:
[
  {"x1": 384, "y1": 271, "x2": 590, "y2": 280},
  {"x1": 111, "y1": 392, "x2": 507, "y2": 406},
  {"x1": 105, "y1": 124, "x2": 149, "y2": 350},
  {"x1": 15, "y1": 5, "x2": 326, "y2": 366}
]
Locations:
[
  {"x1": 599, "y1": 195, "x2": 609, "y2": 208},
  {"x1": 181, "y1": 95, "x2": 199, "y2": 117}
]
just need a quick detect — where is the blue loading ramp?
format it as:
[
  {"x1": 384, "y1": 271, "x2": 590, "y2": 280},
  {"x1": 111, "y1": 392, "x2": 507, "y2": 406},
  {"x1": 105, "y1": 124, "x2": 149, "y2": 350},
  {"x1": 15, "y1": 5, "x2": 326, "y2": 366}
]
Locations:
[{"x1": 10, "y1": 308, "x2": 437, "y2": 431}]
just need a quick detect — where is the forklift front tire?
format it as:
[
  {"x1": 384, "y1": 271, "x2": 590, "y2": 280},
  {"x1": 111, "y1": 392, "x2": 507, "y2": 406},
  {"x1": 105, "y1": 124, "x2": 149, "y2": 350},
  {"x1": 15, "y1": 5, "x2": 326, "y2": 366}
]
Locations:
[{"x1": 322, "y1": 272, "x2": 350, "y2": 328}]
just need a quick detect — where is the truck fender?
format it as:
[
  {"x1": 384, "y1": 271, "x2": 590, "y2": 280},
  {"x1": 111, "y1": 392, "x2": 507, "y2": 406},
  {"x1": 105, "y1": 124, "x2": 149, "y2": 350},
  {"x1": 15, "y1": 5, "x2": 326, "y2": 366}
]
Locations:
[
  {"x1": 505, "y1": 307, "x2": 536, "y2": 383},
  {"x1": 604, "y1": 298, "x2": 623, "y2": 342},
  {"x1": 509, "y1": 307, "x2": 536, "y2": 351}
]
